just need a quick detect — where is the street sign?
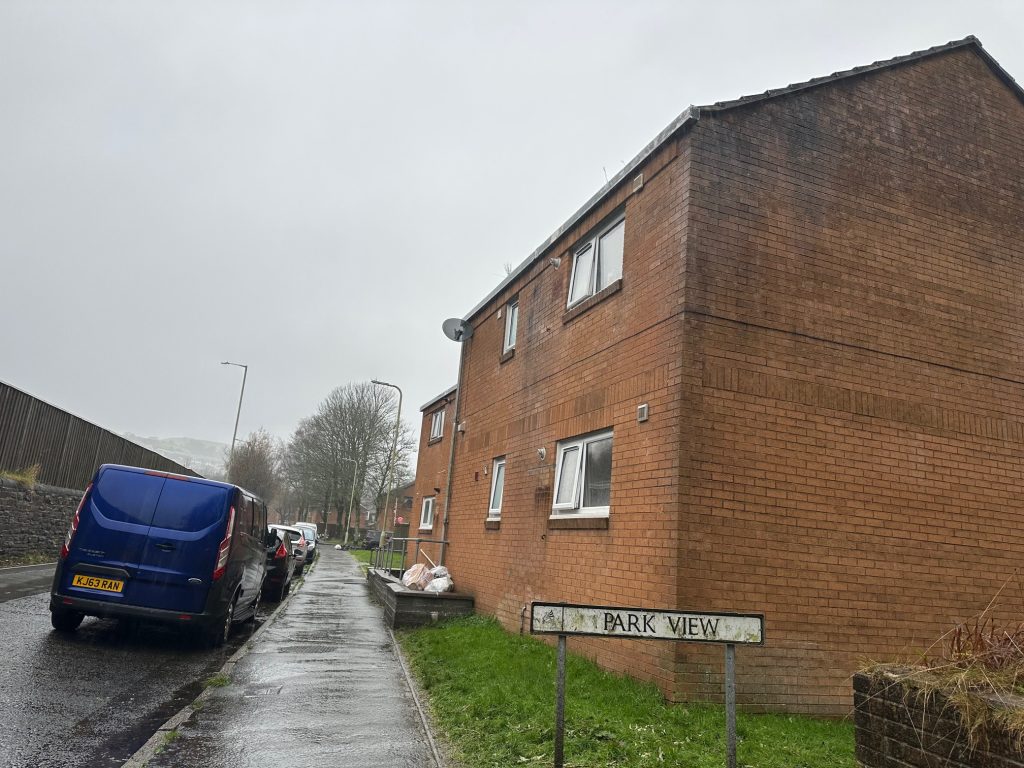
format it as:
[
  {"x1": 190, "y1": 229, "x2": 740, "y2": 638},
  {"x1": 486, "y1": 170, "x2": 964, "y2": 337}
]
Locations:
[
  {"x1": 531, "y1": 602, "x2": 764, "y2": 768},
  {"x1": 531, "y1": 602, "x2": 764, "y2": 644}
]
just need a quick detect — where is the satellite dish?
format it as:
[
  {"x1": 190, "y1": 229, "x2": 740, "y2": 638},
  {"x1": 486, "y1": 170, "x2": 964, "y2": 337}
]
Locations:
[{"x1": 442, "y1": 317, "x2": 473, "y2": 342}]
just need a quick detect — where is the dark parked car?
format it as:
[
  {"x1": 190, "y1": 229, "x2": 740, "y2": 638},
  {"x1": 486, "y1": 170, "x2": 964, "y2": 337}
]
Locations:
[
  {"x1": 50, "y1": 464, "x2": 268, "y2": 646},
  {"x1": 262, "y1": 527, "x2": 295, "y2": 601},
  {"x1": 269, "y1": 524, "x2": 307, "y2": 576}
]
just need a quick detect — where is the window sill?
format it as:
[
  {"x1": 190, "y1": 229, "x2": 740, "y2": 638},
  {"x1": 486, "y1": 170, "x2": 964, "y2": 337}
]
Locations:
[
  {"x1": 427, "y1": 436, "x2": 443, "y2": 446},
  {"x1": 418, "y1": 525, "x2": 434, "y2": 532},
  {"x1": 499, "y1": 348, "x2": 515, "y2": 364},
  {"x1": 484, "y1": 519, "x2": 501, "y2": 530},
  {"x1": 547, "y1": 516, "x2": 609, "y2": 531},
  {"x1": 562, "y1": 279, "x2": 622, "y2": 325}
]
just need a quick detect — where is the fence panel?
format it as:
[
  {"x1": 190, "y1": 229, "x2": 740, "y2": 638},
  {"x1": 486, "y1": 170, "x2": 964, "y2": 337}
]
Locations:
[{"x1": 0, "y1": 381, "x2": 198, "y2": 490}]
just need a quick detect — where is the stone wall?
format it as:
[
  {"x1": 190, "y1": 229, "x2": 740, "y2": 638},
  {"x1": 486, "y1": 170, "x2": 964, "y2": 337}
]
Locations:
[
  {"x1": 0, "y1": 477, "x2": 81, "y2": 563},
  {"x1": 854, "y1": 670, "x2": 1024, "y2": 767}
]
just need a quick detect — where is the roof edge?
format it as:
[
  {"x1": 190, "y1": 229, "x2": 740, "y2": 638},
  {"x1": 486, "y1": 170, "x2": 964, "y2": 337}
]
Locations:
[
  {"x1": 420, "y1": 384, "x2": 458, "y2": 413},
  {"x1": 462, "y1": 108, "x2": 699, "y2": 322},
  {"x1": 698, "y1": 36, "x2": 1024, "y2": 114}
]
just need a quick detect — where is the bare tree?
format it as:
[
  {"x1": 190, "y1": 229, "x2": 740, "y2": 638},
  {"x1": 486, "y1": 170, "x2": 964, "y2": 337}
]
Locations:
[
  {"x1": 225, "y1": 428, "x2": 281, "y2": 503},
  {"x1": 280, "y1": 382, "x2": 415, "y2": 540}
]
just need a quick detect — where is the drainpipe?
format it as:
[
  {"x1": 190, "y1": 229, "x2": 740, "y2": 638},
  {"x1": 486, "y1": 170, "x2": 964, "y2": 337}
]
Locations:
[{"x1": 439, "y1": 338, "x2": 467, "y2": 567}]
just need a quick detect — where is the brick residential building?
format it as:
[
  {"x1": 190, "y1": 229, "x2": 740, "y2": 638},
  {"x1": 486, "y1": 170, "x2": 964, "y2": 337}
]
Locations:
[
  {"x1": 406, "y1": 386, "x2": 457, "y2": 567},
  {"x1": 429, "y1": 38, "x2": 1024, "y2": 715}
]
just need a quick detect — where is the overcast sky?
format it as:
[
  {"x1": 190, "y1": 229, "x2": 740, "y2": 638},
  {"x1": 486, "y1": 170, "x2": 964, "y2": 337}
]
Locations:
[{"x1": 1, "y1": 1, "x2": 1021, "y2": 451}]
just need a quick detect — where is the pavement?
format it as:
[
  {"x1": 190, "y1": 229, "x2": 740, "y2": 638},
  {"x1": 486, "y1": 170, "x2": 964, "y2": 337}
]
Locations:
[{"x1": 135, "y1": 549, "x2": 441, "y2": 768}]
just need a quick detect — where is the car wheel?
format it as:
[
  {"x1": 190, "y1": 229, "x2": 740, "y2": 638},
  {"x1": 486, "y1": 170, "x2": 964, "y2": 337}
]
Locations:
[
  {"x1": 205, "y1": 594, "x2": 236, "y2": 648},
  {"x1": 283, "y1": 580, "x2": 291, "y2": 596},
  {"x1": 51, "y1": 607, "x2": 84, "y2": 633},
  {"x1": 246, "y1": 586, "x2": 261, "y2": 624},
  {"x1": 276, "y1": 579, "x2": 288, "y2": 601}
]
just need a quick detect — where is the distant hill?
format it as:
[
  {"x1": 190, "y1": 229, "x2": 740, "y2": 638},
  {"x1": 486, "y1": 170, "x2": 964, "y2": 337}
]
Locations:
[{"x1": 123, "y1": 433, "x2": 228, "y2": 479}]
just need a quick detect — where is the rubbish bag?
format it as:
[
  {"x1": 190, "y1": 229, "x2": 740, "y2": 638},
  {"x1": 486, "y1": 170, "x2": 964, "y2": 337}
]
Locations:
[
  {"x1": 429, "y1": 566, "x2": 449, "y2": 579},
  {"x1": 425, "y1": 576, "x2": 454, "y2": 593},
  {"x1": 402, "y1": 563, "x2": 433, "y2": 590}
]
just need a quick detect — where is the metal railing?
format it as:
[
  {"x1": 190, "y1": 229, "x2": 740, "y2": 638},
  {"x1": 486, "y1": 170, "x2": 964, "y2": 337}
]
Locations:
[{"x1": 371, "y1": 536, "x2": 448, "y2": 575}]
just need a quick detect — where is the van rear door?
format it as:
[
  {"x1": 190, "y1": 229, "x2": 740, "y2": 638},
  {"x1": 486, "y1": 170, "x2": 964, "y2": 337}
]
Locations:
[
  {"x1": 131, "y1": 478, "x2": 230, "y2": 614},
  {"x1": 61, "y1": 466, "x2": 164, "y2": 596}
]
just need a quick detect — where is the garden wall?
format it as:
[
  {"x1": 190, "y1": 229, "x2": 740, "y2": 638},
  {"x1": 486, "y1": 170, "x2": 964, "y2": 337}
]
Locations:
[
  {"x1": 0, "y1": 478, "x2": 81, "y2": 563},
  {"x1": 854, "y1": 670, "x2": 1024, "y2": 767}
]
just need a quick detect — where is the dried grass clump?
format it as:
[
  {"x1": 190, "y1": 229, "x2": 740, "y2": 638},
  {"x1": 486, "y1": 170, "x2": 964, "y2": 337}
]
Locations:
[
  {"x1": 0, "y1": 464, "x2": 40, "y2": 488},
  {"x1": 867, "y1": 584, "x2": 1024, "y2": 753}
]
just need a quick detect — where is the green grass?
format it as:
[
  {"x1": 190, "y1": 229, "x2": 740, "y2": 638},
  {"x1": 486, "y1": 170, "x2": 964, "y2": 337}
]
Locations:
[
  {"x1": 205, "y1": 673, "x2": 230, "y2": 688},
  {"x1": 0, "y1": 551, "x2": 55, "y2": 568},
  {"x1": 399, "y1": 616, "x2": 854, "y2": 768},
  {"x1": 348, "y1": 547, "x2": 405, "y2": 570}
]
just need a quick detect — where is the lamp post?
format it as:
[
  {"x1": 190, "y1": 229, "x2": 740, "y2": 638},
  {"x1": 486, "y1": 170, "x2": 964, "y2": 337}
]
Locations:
[
  {"x1": 341, "y1": 456, "x2": 358, "y2": 545},
  {"x1": 371, "y1": 379, "x2": 402, "y2": 555},
  {"x1": 221, "y1": 361, "x2": 248, "y2": 468}
]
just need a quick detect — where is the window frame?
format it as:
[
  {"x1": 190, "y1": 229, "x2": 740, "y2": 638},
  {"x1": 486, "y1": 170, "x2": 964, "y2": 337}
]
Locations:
[
  {"x1": 550, "y1": 430, "x2": 613, "y2": 518},
  {"x1": 566, "y1": 214, "x2": 625, "y2": 309},
  {"x1": 503, "y1": 300, "x2": 518, "y2": 354},
  {"x1": 488, "y1": 457, "x2": 506, "y2": 520},
  {"x1": 420, "y1": 496, "x2": 436, "y2": 530},
  {"x1": 429, "y1": 409, "x2": 444, "y2": 441}
]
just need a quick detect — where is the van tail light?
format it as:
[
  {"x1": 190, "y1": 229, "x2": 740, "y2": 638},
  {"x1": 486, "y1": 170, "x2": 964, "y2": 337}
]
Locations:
[
  {"x1": 274, "y1": 541, "x2": 288, "y2": 559},
  {"x1": 61, "y1": 483, "x2": 92, "y2": 559},
  {"x1": 212, "y1": 506, "x2": 236, "y2": 581}
]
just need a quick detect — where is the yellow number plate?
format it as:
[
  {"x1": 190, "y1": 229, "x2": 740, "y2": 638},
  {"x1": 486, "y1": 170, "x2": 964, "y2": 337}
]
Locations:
[{"x1": 72, "y1": 574, "x2": 124, "y2": 593}]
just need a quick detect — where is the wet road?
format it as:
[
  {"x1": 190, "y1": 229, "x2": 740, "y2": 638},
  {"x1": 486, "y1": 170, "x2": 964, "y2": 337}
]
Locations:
[
  {"x1": 0, "y1": 562, "x2": 57, "y2": 602},
  {"x1": 0, "y1": 588, "x2": 267, "y2": 768}
]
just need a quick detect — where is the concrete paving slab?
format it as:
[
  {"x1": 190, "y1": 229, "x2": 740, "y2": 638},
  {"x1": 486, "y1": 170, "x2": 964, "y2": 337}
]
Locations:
[{"x1": 144, "y1": 550, "x2": 437, "y2": 768}]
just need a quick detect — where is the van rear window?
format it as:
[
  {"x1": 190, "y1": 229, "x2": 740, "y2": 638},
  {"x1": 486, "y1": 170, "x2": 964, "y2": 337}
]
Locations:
[
  {"x1": 92, "y1": 469, "x2": 164, "y2": 526},
  {"x1": 150, "y1": 481, "x2": 229, "y2": 533}
]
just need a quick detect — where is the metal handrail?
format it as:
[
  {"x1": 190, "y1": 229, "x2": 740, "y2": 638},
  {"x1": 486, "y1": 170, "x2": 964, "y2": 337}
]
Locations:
[{"x1": 371, "y1": 536, "x2": 448, "y2": 575}]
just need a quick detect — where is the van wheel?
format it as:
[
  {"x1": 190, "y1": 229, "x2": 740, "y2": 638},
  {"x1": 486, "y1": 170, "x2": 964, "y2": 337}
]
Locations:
[
  {"x1": 205, "y1": 595, "x2": 236, "y2": 648},
  {"x1": 51, "y1": 608, "x2": 84, "y2": 633}
]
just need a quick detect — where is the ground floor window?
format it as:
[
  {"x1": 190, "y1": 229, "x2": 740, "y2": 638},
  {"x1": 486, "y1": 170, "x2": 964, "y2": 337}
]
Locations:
[
  {"x1": 551, "y1": 429, "x2": 612, "y2": 517},
  {"x1": 488, "y1": 457, "x2": 506, "y2": 519},
  {"x1": 420, "y1": 496, "x2": 435, "y2": 529}
]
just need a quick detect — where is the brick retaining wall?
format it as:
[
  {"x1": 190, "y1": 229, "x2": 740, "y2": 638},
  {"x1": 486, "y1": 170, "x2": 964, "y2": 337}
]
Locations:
[
  {"x1": 0, "y1": 477, "x2": 81, "y2": 563},
  {"x1": 854, "y1": 670, "x2": 1024, "y2": 767}
]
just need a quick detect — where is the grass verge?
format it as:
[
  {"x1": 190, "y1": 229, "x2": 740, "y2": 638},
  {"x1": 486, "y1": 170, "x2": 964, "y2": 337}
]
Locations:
[
  {"x1": 399, "y1": 616, "x2": 854, "y2": 768},
  {"x1": 0, "y1": 551, "x2": 55, "y2": 568},
  {"x1": 348, "y1": 548, "x2": 404, "y2": 570}
]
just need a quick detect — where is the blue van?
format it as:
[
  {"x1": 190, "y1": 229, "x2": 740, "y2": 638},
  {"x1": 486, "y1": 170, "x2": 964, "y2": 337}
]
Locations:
[{"x1": 49, "y1": 464, "x2": 268, "y2": 646}]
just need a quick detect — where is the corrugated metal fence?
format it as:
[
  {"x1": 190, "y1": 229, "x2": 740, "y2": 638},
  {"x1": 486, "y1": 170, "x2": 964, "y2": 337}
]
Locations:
[{"x1": 0, "y1": 381, "x2": 198, "y2": 491}]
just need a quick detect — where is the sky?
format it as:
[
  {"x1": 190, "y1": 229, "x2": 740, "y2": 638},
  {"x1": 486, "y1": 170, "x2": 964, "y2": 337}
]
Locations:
[{"x1": 1, "y1": 0, "x2": 1021, "y2": 450}]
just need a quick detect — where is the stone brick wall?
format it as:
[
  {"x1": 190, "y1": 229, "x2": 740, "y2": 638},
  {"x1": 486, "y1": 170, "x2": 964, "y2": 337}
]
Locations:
[
  {"x1": 854, "y1": 671, "x2": 1024, "y2": 767},
  {"x1": 0, "y1": 477, "x2": 82, "y2": 563}
]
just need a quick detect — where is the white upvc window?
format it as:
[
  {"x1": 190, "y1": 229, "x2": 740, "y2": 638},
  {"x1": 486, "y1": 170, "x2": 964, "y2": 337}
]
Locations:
[
  {"x1": 567, "y1": 215, "x2": 624, "y2": 308},
  {"x1": 429, "y1": 409, "x2": 444, "y2": 440},
  {"x1": 488, "y1": 457, "x2": 506, "y2": 519},
  {"x1": 503, "y1": 301, "x2": 519, "y2": 353},
  {"x1": 551, "y1": 430, "x2": 613, "y2": 517},
  {"x1": 420, "y1": 497, "x2": 435, "y2": 530}
]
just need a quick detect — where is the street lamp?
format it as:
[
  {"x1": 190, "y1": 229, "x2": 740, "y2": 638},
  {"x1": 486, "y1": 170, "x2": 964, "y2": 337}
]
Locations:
[
  {"x1": 371, "y1": 379, "x2": 403, "y2": 558},
  {"x1": 341, "y1": 456, "x2": 359, "y2": 545},
  {"x1": 221, "y1": 361, "x2": 248, "y2": 465}
]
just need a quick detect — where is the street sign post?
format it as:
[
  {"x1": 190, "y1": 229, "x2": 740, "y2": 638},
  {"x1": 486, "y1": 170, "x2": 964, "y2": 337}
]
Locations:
[{"x1": 531, "y1": 602, "x2": 765, "y2": 768}]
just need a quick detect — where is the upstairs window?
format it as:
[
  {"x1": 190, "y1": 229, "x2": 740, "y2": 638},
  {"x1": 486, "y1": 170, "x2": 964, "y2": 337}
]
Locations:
[
  {"x1": 488, "y1": 457, "x2": 506, "y2": 519},
  {"x1": 503, "y1": 301, "x2": 519, "y2": 354},
  {"x1": 429, "y1": 409, "x2": 444, "y2": 441},
  {"x1": 567, "y1": 216, "x2": 624, "y2": 308},
  {"x1": 420, "y1": 497, "x2": 435, "y2": 530},
  {"x1": 551, "y1": 430, "x2": 613, "y2": 517}
]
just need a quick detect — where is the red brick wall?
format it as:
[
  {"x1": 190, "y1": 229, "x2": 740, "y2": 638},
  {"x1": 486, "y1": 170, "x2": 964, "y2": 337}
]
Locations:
[
  {"x1": 444, "y1": 44, "x2": 1024, "y2": 716},
  {"x1": 409, "y1": 395, "x2": 457, "y2": 566},
  {"x1": 445, "y1": 135, "x2": 691, "y2": 693},
  {"x1": 680, "y1": 47, "x2": 1024, "y2": 714}
]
